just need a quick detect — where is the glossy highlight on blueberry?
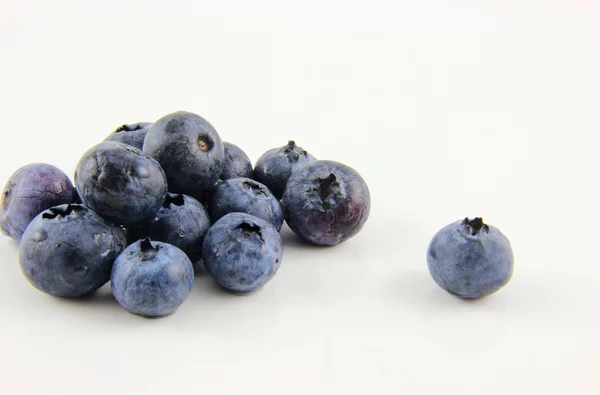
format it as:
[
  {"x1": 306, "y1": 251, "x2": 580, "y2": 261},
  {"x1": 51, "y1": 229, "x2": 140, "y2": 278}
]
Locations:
[
  {"x1": 282, "y1": 160, "x2": 370, "y2": 246},
  {"x1": 426, "y1": 217, "x2": 514, "y2": 299},
  {"x1": 254, "y1": 140, "x2": 316, "y2": 199},
  {"x1": 202, "y1": 212, "x2": 283, "y2": 293},
  {"x1": 1, "y1": 163, "x2": 74, "y2": 242},
  {"x1": 111, "y1": 237, "x2": 194, "y2": 317},
  {"x1": 19, "y1": 204, "x2": 126, "y2": 297}
]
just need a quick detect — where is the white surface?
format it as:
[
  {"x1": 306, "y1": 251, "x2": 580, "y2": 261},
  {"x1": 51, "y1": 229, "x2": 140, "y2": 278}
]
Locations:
[{"x1": 0, "y1": 1, "x2": 598, "y2": 394}]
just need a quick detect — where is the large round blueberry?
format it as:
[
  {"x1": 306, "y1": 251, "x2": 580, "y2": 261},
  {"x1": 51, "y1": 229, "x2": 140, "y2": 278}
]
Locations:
[
  {"x1": 221, "y1": 142, "x2": 253, "y2": 180},
  {"x1": 254, "y1": 140, "x2": 315, "y2": 199},
  {"x1": 104, "y1": 122, "x2": 152, "y2": 150},
  {"x1": 202, "y1": 213, "x2": 283, "y2": 293},
  {"x1": 209, "y1": 178, "x2": 283, "y2": 232},
  {"x1": 1, "y1": 163, "x2": 74, "y2": 242},
  {"x1": 111, "y1": 238, "x2": 194, "y2": 317},
  {"x1": 75, "y1": 141, "x2": 168, "y2": 227},
  {"x1": 127, "y1": 193, "x2": 211, "y2": 264},
  {"x1": 426, "y1": 218, "x2": 514, "y2": 299},
  {"x1": 143, "y1": 111, "x2": 224, "y2": 199},
  {"x1": 282, "y1": 160, "x2": 370, "y2": 246},
  {"x1": 19, "y1": 204, "x2": 126, "y2": 297}
]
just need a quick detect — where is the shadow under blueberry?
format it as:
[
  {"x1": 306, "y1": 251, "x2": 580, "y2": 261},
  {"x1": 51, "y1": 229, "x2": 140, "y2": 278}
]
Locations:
[
  {"x1": 279, "y1": 224, "x2": 332, "y2": 250},
  {"x1": 389, "y1": 270, "x2": 493, "y2": 311},
  {"x1": 192, "y1": 260, "x2": 210, "y2": 277},
  {"x1": 53, "y1": 284, "x2": 119, "y2": 306},
  {"x1": 194, "y1": 274, "x2": 264, "y2": 299}
]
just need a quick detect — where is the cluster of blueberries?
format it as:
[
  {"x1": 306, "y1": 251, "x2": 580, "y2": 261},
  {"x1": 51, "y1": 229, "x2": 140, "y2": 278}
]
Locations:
[
  {"x1": 0, "y1": 110, "x2": 515, "y2": 318},
  {"x1": 0, "y1": 111, "x2": 372, "y2": 317}
]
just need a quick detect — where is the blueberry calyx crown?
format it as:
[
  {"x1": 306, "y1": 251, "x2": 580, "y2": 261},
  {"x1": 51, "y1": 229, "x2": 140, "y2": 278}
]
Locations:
[
  {"x1": 236, "y1": 222, "x2": 263, "y2": 241},
  {"x1": 283, "y1": 140, "x2": 308, "y2": 162},
  {"x1": 243, "y1": 181, "x2": 266, "y2": 197},
  {"x1": 462, "y1": 217, "x2": 490, "y2": 236},
  {"x1": 42, "y1": 204, "x2": 82, "y2": 219},
  {"x1": 139, "y1": 237, "x2": 159, "y2": 261},
  {"x1": 319, "y1": 173, "x2": 337, "y2": 202},
  {"x1": 114, "y1": 124, "x2": 143, "y2": 133},
  {"x1": 163, "y1": 193, "x2": 185, "y2": 208}
]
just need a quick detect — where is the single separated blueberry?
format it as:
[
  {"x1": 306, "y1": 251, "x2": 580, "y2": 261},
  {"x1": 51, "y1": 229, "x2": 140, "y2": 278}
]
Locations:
[
  {"x1": 209, "y1": 178, "x2": 283, "y2": 231},
  {"x1": 104, "y1": 122, "x2": 152, "y2": 150},
  {"x1": 143, "y1": 111, "x2": 224, "y2": 199},
  {"x1": 221, "y1": 142, "x2": 253, "y2": 180},
  {"x1": 1, "y1": 163, "x2": 74, "y2": 242},
  {"x1": 111, "y1": 238, "x2": 194, "y2": 318},
  {"x1": 202, "y1": 213, "x2": 283, "y2": 293},
  {"x1": 127, "y1": 193, "x2": 211, "y2": 264},
  {"x1": 282, "y1": 160, "x2": 370, "y2": 246},
  {"x1": 75, "y1": 141, "x2": 168, "y2": 227},
  {"x1": 19, "y1": 204, "x2": 126, "y2": 297},
  {"x1": 426, "y1": 217, "x2": 514, "y2": 299},
  {"x1": 254, "y1": 140, "x2": 316, "y2": 199}
]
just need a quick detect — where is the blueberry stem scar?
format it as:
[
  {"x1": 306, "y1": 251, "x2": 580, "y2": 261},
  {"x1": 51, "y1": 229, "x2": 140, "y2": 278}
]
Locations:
[
  {"x1": 283, "y1": 140, "x2": 300, "y2": 161},
  {"x1": 236, "y1": 222, "x2": 263, "y2": 241},
  {"x1": 197, "y1": 136, "x2": 213, "y2": 152},
  {"x1": 243, "y1": 181, "x2": 266, "y2": 196},
  {"x1": 462, "y1": 217, "x2": 490, "y2": 236},
  {"x1": 139, "y1": 237, "x2": 159, "y2": 260},
  {"x1": 319, "y1": 173, "x2": 337, "y2": 201},
  {"x1": 114, "y1": 124, "x2": 143, "y2": 133},
  {"x1": 163, "y1": 193, "x2": 185, "y2": 208},
  {"x1": 42, "y1": 204, "x2": 80, "y2": 219}
]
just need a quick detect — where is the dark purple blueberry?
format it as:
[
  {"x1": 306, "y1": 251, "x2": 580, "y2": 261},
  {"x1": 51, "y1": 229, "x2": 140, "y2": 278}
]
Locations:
[
  {"x1": 1, "y1": 163, "x2": 74, "y2": 242},
  {"x1": 74, "y1": 141, "x2": 168, "y2": 227},
  {"x1": 282, "y1": 160, "x2": 370, "y2": 246},
  {"x1": 104, "y1": 122, "x2": 152, "y2": 150},
  {"x1": 209, "y1": 178, "x2": 283, "y2": 231},
  {"x1": 126, "y1": 193, "x2": 211, "y2": 264},
  {"x1": 221, "y1": 142, "x2": 253, "y2": 180},
  {"x1": 19, "y1": 204, "x2": 126, "y2": 297},
  {"x1": 143, "y1": 111, "x2": 224, "y2": 200},
  {"x1": 254, "y1": 140, "x2": 316, "y2": 199}
]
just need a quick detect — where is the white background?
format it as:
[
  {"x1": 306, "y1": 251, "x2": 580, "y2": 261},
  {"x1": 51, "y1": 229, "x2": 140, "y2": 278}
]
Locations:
[{"x1": 0, "y1": 1, "x2": 598, "y2": 394}]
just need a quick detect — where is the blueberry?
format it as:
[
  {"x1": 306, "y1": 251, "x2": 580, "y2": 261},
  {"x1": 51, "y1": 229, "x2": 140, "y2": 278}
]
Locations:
[
  {"x1": 1, "y1": 163, "x2": 74, "y2": 242},
  {"x1": 282, "y1": 160, "x2": 370, "y2": 246},
  {"x1": 111, "y1": 238, "x2": 194, "y2": 317},
  {"x1": 209, "y1": 178, "x2": 283, "y2": 231},
  {"x1": 127, "y1": 193, "x2": 211, "y2": 264},
  {"x1": 71, "y1": 187, "x2": 83, "y2": 204},
  {"x1": 143, "y1": 111, "x2": 224, "y2": 199},
  {"x1": 254, "y1": 140, "x2": 316, "y2": 199},
  {"x1": 221, "y1": 142, "x2": 253, "y2": 180},
  {"x1": 202, "y1": 213, "x2": 283, "y2": 293},
  {"x1": 19, "y1": 204, "x2": 126, "y2": 297},
  {"x1": 104, "y1": 122, "x2": 152, "y2": 150},
  {"x1": 75, "y1": 141, "x2": 168, "y2": 227},
  {"x1": 426, "y1": 217, "x2": 514, "y2": 299}
]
